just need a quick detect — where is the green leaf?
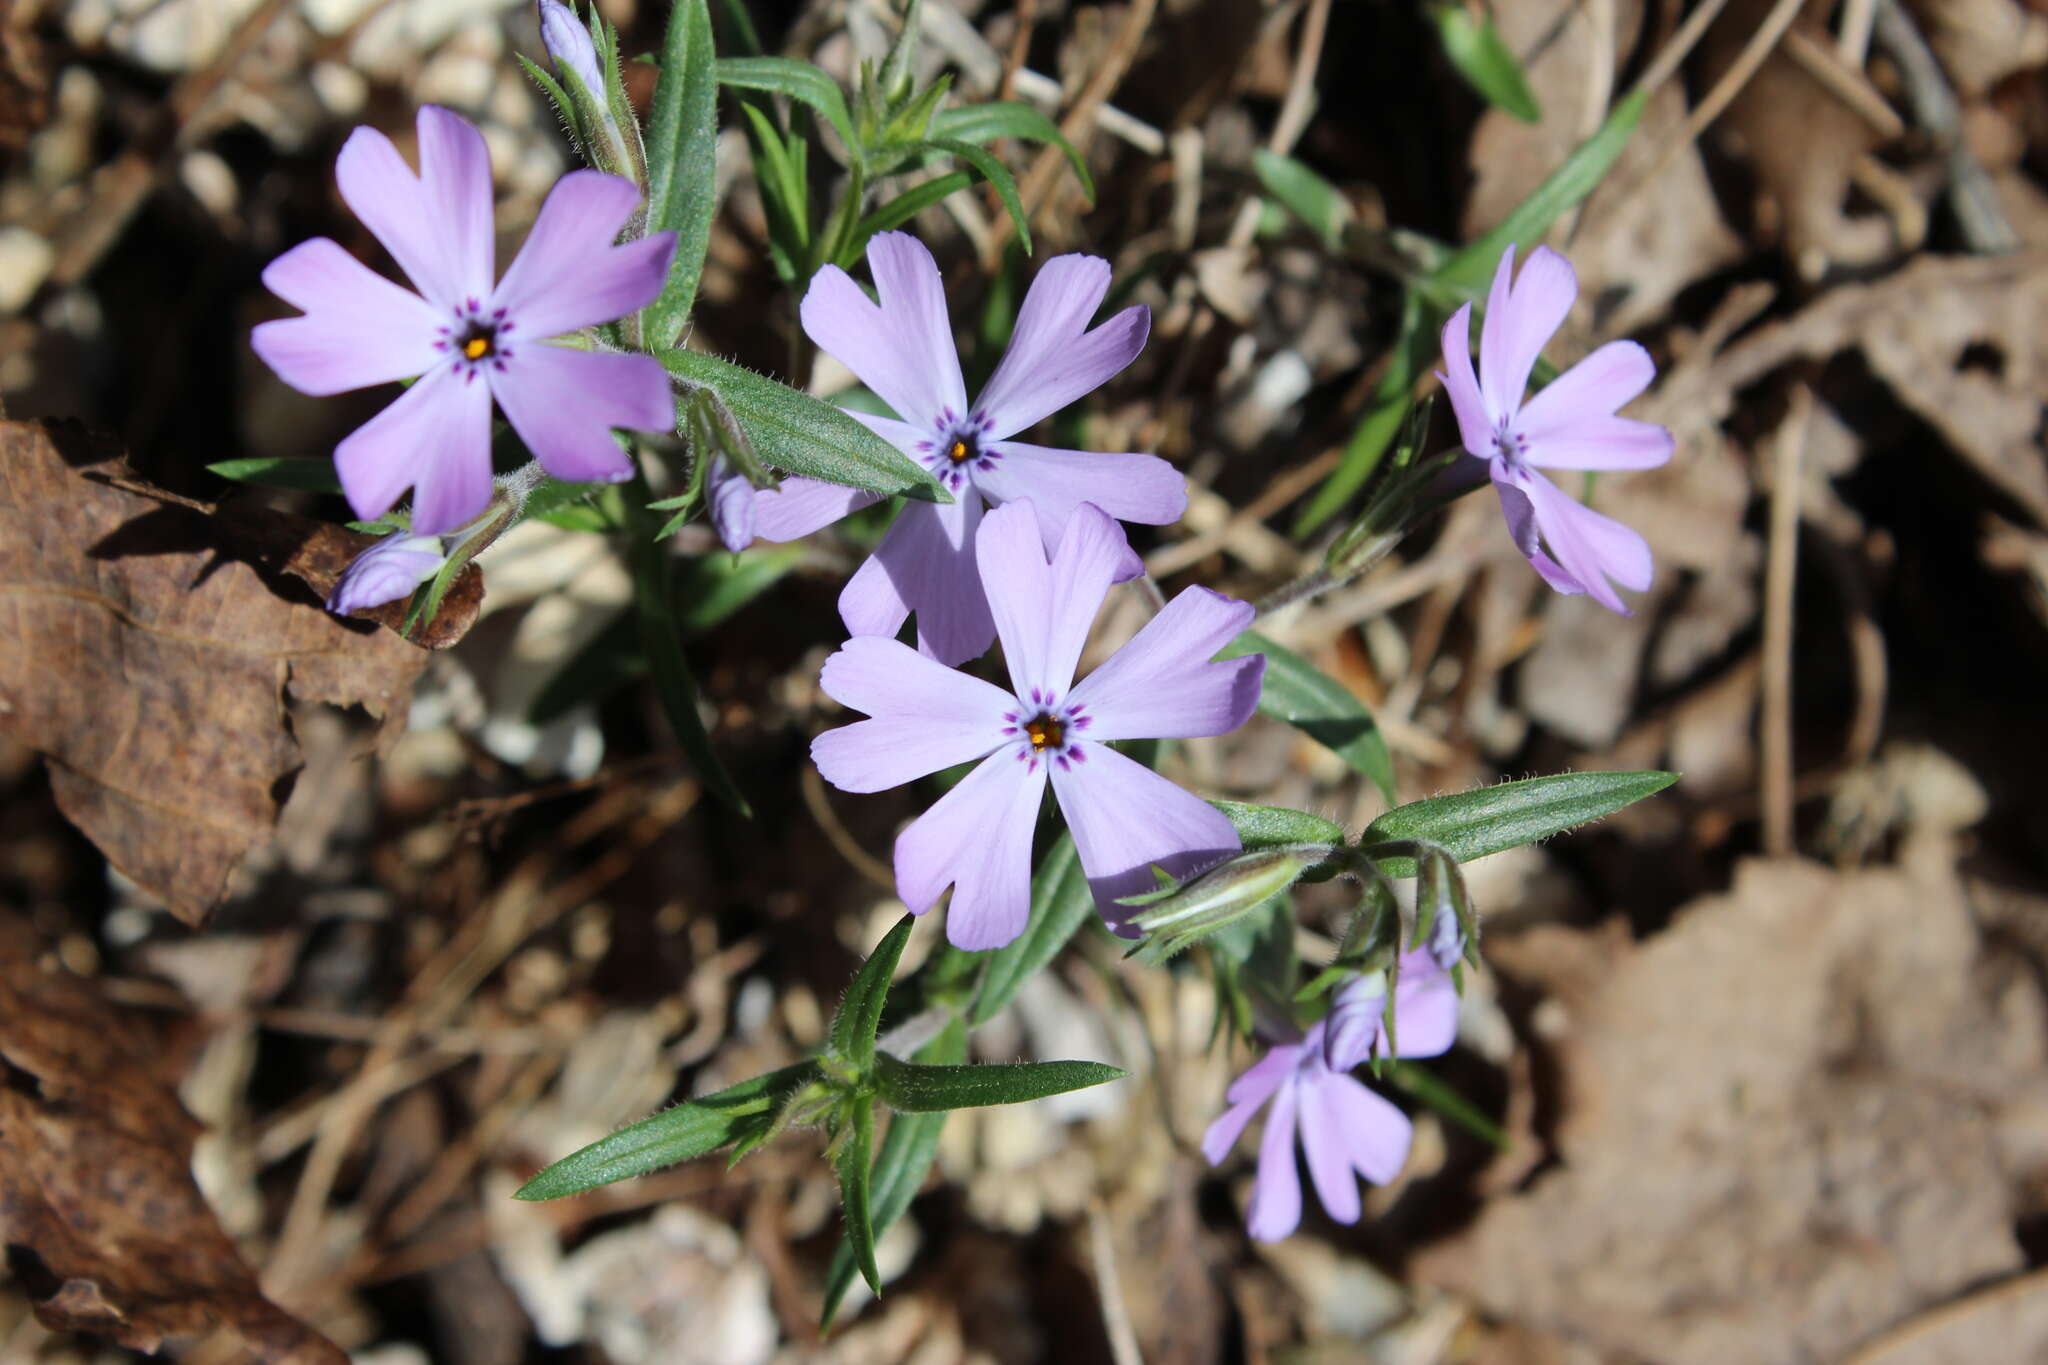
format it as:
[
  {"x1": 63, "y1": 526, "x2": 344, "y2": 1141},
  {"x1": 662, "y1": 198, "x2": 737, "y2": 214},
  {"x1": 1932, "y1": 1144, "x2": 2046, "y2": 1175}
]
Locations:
[
  {"x1": 515, "y1": 1061, "x2": 819, "y2": 1199},
  {"x1": 519, "y1": 475, "x2": 605, "y2": 528},
  {"x1": 642, "y1": 0, "x2": 719, "y2": 348},
  {"x1": 659, "y1": 350, "x2": 946, "y2": 499},
  {"x1": 1294, "y1": 291, "x2": 1427, "y2": 536},
  {"x1": 830, "y1": 915, "x2": 915, "y2": 1070},
  {"x1": 1211, "y1": 801, "x2": 1348, "y2": 883},
  {"x1": 718, "y1": 56, "x2": 859, "y2": 153},
  {"x1": 968, "y1": 835, "x2": 1095, "y2": 1027},
  {"x1": 845, "y1": 171, "x2": 975, "y2": 261},
  {"x1": 834, "y1": 1099, "x2": 881, "y2": 1292},
  {"x1": 1389, "y1": 1058, "x2": 1507, "y2": 1150},
  {"x1": 1432, "y1": 87, "x2": 1646, "y2": 293},
  {"x1": 873, "y1": 1053, "x2": 1126, "y2": 1113},
  {"x1": 821, "y1": 1016, "x2": 963, "y2": 1325},
  {"x1": 1251, "y1": 148, "x2": 1351, "y2": 250},
  {"x1": 1218, "y1": 630, "x2": 1395, "y2": 801},
  {"x1": 928, "y1": 102, "x2": 1092, "y2": 198},
  {"x1": 917, "y1": 136, "x2": 1032, "y2": 253},
  {"x1": 1432, "y1": 4, "x2": 1542, "y2": 124},
  {"x1": 206, "y1": 457, "x2": 343, "y2": 494},
  {"x1": 738, "y1": 102, "x2": 812, "y2": 266},
  {"x1": 1360, "y1": 770, "x2": 1677, "y2": 877},
  {"x1": 624, "y1": 474, "x2": 751, "y2": 813}
]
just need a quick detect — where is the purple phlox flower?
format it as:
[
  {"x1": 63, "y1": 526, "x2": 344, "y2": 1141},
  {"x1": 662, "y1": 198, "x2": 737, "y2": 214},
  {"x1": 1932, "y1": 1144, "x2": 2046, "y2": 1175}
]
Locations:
[
  {"x1": 252, "y1": 106, "x2": 677, "y2": 535},
  {"x1": 1438, "y1": 244, "x2": 1675, "y2": 614},
  {"x1": 810, "y1": 499, "x2": 1264, "y2": 951},
  {"x1": 705, "y1": 456, "x2": 757, "y2": 553},
  {"x1": 1201, "y1": 1012, "x2": 1417, "y2": 1242},
  {"x1": 1319, "y1": 948, "x2": 1461, "y2": 1073},
  {"x1": 327, "y1": 532, "x2": 448, "y2": 615},
  {"x1": 745, "y1": 231, "x2": 1188, "y2": 666}
]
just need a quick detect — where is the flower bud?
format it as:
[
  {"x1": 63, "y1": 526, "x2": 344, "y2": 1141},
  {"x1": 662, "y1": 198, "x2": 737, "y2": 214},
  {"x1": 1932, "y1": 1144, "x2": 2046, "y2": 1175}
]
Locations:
[
  {"x1": 538, "y1": 0, "x2": 605, "y2": 102},
  {"x1": 327, "y1": 533, "x2": 447, "y2": 615},
  {"x1": 1126, "y1": 843, "x2": 1330, "y2": 960},
  {"x1": 534, "y1": 0, "x2": 646, "y2": 187}
]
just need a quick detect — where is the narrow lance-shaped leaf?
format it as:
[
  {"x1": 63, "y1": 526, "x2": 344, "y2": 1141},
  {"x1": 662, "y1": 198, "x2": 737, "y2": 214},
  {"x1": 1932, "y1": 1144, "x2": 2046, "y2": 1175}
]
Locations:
[
  {"x1": 718, "y1": 56, "x2": 859, "y2": 153},
  {"x1": 829, "y1": 915, "x2": 915, "y2": 1069},
  {"x1": 820, "y1": 1016, "x2": 965, "y2": 1325},
  {"x1": 207, "y1": 457, "x2": 345, "y2": 494},
  {"x1": 1251, "y1": 148, "x2": 1351, "y2": 250},
  {"x1": 660, "y1": 350, "x2": 947, "y2": 499},
  {"x1": 1431, "y1": 87, "x2": 1646, "y2": 293},
  {"x1": 1212, "y1": 800, "x2": 1347, "y2": 882},
  {"x1": 515, "y1": 1061, "x2": 821, "y2": 1200},
  {"x1": 969, "y1": 834, "x2": 1094, "y2": 1027},
  {"x1": 918, "y1": 136, "x2": 1033, "y2": 253},
  {"x1": 1431, "y1": 3, "x2": 1542, "y2": 124},
  {"x1": 846, "y1": 171, "x2": 976, "y2": 262},
  {"x1": 928, "y1": 102, "x2": 1093, "y2": 198},
  {"x1": 1218, "y1": 630, "x2": 1395, "y2": 801},
  {"x1": 873, "y1": 1052, "x2": 1127, "y2": 1113},
  {"x1": 1360, "y1": 770, "x2": 1677, "y2": 877},
  {"x1": 835, "y1": 1098, "x2": 881, "y2": 1292},
  {"x1": 642, "y1": 0, "x2": 719, "y2": 347}
]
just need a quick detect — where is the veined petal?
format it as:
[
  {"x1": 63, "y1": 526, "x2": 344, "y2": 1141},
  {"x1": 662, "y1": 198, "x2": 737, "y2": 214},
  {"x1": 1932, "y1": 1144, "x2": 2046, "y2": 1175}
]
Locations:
[
  {"x1": 1519, "y1": 468, "x2": 1653, "y2": 612},
  {"x1": 838, "y1": 491, "x2": 994, "y2": 667},
  {"x1": 490, "y1": 345, "x2": 668, "y2": 485},
  {"x1": 1202, "y1": 1095, "x2": 1267, "y2": 1167},
  {"x1": 1050, "y1": 741, "x2": 1241, "y2": 924},
  {"x1": 1225, "y1": 1041, "x2": 1303, "y2": 1107},
  {"x1": 1246, "y1": 1079, "x2": 1303, "y2": 1241},
  {"x1": 1067, "y1": 586, "x2": 1261, "y2": 741},
  {"x1": 252, "y1": 239, "x2": 447, "y2": 395},
  {"x1": 1521, "y1": 415, "x2": 1675, "y2": 472},
  {"x1": 799, "y1": 232, "x2": 967, "y2": 429},
  {"x1": 1480, "y1": 244, "x2": 1575, "y2": 419},
  {"x1": 1491, "y1": 467, "x2": 1581, "y2": 597},
  {"x1": 974, "y1": 254, "x2": 1149, "y2": 440},
  {"x1": 972, "y1": 441, "x2": 1187, "y2": 551},
  {"x1": 705, "y1": 458, "x2": 757, "y2": 552},
  {"x1": 1387, "y1": 951, "x2": 1459, "y2": 1060},
  {"x1": 978, "y1": 500, "x2": 1129, "y2": 700},
  {"x1": 1517, "y1": 338, "x2": 1657, "y2": 435},
  {"x1": 1320, "y1": 1072, "x2": 1414, "y2": 1186},
  {"x1": 1436, "y1": 302, "x2": 1495, "y2": 453},
  {"x1": 417, "y1": 106, "x2": 496, "y2": 306},
  {"x1": 1298, "y1": 1074, "x2": 1363, "y2": 1225},
  {"x1": 811, "y1": 636, "x2": 1013, "y2": 791},
  {"x1": 894, "y1": 753, "x2": 1049, "y2": 951},
  {"x1": 491, "y1": 170, "x2": 674, "y2": 339},
  {"x1": 334, "y1": 109, "x2": 493, "y2": 312},
  {"x1": 751, "y1": 476, "x2": 885, "y2": 542},
  {"x1": 334, "y1": 362, "x2": 494, "y2": 532}
]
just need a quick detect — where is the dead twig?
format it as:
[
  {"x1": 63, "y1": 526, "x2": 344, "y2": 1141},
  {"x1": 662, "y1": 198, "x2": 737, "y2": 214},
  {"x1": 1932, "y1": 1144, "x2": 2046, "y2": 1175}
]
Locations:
[{"x1": 1761, "y1": 386, "x2": 1812, "y2": 857}]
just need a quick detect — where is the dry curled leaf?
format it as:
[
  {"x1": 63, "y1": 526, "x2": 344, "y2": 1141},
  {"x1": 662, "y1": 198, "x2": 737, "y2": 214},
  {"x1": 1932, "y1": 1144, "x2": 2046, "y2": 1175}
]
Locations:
[
  {"x1": 0, "y1": 419, "x2": 469, "y2": 926},
  {"x1": 0, "y1": 916, "x2": 348, "y2": 1362}
]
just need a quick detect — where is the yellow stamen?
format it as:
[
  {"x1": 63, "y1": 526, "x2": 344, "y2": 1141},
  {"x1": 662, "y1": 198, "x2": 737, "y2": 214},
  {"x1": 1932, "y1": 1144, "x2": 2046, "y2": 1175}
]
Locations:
[
  {"x1": 947, "y1": 439, "x2": 971, "y2": 463},
  {"x1": 1024, "y1": 715, "x2": 1064, "y2": 750},
  {"x1": 463, "y1": 336, "x2": 492, "y2": 360}
]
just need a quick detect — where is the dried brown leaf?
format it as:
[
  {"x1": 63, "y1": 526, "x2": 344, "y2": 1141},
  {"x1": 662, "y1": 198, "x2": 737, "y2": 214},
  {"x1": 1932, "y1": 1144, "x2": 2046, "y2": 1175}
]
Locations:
[
  {"x1": 0, "y1": 419, "x2": 468, "y2": 925},
  {"x1": 1705, "y1": 252, "x2": 2048, "y2": 528},
  {"x1": 0, "y1": 916, "x2": 347, "y2": 1362},
  {"x1": 1415, "y1": 850, "x2": 2048, "y2": 1363}
]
